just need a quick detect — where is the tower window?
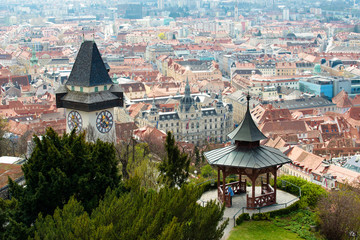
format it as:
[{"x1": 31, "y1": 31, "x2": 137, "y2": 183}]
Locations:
[
  {"x1": 80, "y1": 87, "x2": 83, "y2": 92},
  {"x1": 95, "y1": 87, "x2": 98, "y2": 92},
  {"x1": 104, "y1": 85, "x2": 107, "y2": 91}
]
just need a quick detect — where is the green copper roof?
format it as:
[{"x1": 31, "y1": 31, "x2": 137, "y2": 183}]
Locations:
[
  {"x1": 30, "y1": 48, "x2": 38, "y2": 66},
  {"x1": 227, "y1": 95, "x2": 267, "y2": 142},
  {"x1": 204, "y1": 145, "x2": 291, "y2": 169}
]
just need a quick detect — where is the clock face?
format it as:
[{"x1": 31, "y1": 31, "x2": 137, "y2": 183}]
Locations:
[
  {"x1": 96, "y1": 110, "x2": 113, "y2": 133},
  {"x1": 68, "y1": 110, "x2": 82, "y2": 132}
]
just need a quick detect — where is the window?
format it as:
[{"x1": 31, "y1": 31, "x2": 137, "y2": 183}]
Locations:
[
  {"x1": 80, "y1": 87, "x2": 83, "y2": 92},
  {"x1": 71, "y1": 86, "x2": 75, "y2": 91},
  {"x1": 95, "y1": 86, "x2": 98, "y2": 92},
  {"x1": 104, "y1": 85, "x2": 107, "y2": 91}
]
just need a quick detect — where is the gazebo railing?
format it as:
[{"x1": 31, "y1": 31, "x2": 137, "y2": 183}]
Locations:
[
  {"x1": 218, "y1": 186, "x2": 231, "y2": 207},
  {"x1": 261, "y1": 182, "x2": 274, "y2": 195},
  {"x1": 247, "y1": 192, "x2": 276, "y2": 208},
  {"x1": 218, "y1": 180, "x2": 247, "y2": 207}
]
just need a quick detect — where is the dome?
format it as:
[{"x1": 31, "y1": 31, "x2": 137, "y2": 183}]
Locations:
[
  {"x1": 314, "y1": 64, "x2": 321, "y2": 73},
  {"x1": 180, "y1": 95, "x2": 195, "y2": 112}
]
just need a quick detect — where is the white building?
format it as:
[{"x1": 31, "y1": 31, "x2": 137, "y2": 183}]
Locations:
[
  {"x1": 283, "y1": 8, "x2": 289, "y2": 21},
  {"x1": 138, "y1": 79, "x2": 233, "y2": 145}
]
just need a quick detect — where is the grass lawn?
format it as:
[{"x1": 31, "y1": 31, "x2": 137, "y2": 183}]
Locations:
[{"x1": 228, "y1": 220, "x2": 303, "y2": 240}]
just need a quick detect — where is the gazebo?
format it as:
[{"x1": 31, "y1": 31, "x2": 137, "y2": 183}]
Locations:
[{"x1": 204, "y1": 95, "x2": 291, "y2": 208}]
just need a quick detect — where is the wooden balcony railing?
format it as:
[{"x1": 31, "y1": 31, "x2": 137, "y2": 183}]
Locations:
[
  {"x1": 218, "y1": 181, "x2": 247, "y2": 207},
  {"x1": 247, "y1": 191, "x2": 276, "y2": 208}
]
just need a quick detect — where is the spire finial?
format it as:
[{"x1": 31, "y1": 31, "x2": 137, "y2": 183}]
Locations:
[{"x1": 246, "y1": 92, "x2": 250, "y2": 110}]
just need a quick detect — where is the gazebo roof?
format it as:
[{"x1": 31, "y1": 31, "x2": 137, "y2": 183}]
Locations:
[
  {"x1": 204, "y1": 144, "x2": 291, "y2": 169},
  {"x1": 205, "y1": 94, "x2": 291, "y2": 169},
  {"x1": 227, "y1": 95, "x2": 267, "y2": 142}
]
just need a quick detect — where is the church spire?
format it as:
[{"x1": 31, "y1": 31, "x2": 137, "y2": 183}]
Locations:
[
  {"x1": 150, "y1": 98, "x2": 158, "y2": 115},
  {"x1": 184, "y1": 77, "x2": 191, "y2": 97},
  {"x1": 179, "y1": 77, "x2": 195, "y2": 112},
  {"x1": 30, "y1": 48, "x2": 38, "y2": 67}
]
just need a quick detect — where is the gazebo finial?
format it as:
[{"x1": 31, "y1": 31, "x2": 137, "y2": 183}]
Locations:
[
  {"x1": 246, "y1": 92, "x2": 250, "y2": 110},
  {"x1": 227, "y1": 92, "x2": 266, "y2": 143}
]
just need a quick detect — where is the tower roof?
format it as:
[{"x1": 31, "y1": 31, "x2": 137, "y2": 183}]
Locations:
[
  {"x1": 180, "y1": 77, "x2": 195, "y2": 112},
  {"x1": 66, "y1": 41, "x2": 113, "y2": 87},
  {"x1": 227, "y1": 95, "x2": 267, "y2": 142}
]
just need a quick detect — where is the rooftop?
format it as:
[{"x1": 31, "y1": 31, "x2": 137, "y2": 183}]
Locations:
[{"x1": 66, "y1": 41, "x2": 113, "y2": 87}]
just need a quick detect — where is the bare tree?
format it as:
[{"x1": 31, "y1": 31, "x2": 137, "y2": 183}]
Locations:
[
  {"x1": 317, "y1": 189, "x2": 360, "y2": 240},
  {"x1": 115, "y1": 140, "x2": 131, "y2": 180},
  {"x1": 142, "y1": 134, "x2": 165, "y2": 159}
]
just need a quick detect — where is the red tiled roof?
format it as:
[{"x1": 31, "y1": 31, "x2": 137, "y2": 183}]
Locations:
[
  {"x1": 0, "y1": 163, "x2": 23, "y2": 188},
  {"x1": 259, "y1": 120, "x2": 310, "y2": 136},
  {"x1": 332, "y1": 90, "x2": 353, "y2": 108},
  {"x1": 286, "y1": 146, "x2": 324, "y2": 172},
  {"x1": 351, "y1": 94, "x2": 360, "y2": 106}
]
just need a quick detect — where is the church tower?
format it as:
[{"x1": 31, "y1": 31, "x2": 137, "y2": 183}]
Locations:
[
  {"x1": 29, "y1": 48, "x2": 39, "y2": 75},
  {"x1": 179, "y1": 78, "x2": 197, "y2": 113},
  {"x1": 56, "y1": 41, "x2": 123, "y2": 142}
]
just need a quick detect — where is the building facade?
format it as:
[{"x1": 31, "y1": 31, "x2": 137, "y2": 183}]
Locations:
[{"x1": 138, "y1": 79, "x2": 233, "y2": 145}]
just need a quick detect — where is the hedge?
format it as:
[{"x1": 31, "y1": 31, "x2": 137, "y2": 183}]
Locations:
[
  {"x1": 251, "y1": 212, "x2": 270, "y2": 221},
  {"x1": 267, "y1": 201, "x2": 300, "y2": 218},
  {"x1": 235, "y1": 213, "x2": 250, "y2": 225},
  {"x1": 277, "y1": 175, "x2": 327, "y2": 207}
]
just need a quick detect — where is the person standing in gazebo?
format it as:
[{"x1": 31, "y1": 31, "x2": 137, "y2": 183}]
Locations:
[{"x1": 228, "y1": 186, "x2": 234, "y2": 205}]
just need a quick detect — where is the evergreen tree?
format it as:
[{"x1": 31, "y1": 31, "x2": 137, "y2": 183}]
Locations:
[
  {"x1": 158, "y1": 132, "x2": 190, "y2": 188},
  {"x1": 9, "y1": 128, "x2": 120, "y2": 226},
  {"x1": 32, "y1": 181, "x2": 228, "y2": 240},
  {"x1": 194, "y1": 146, "x2": 201, "y2": 167}
]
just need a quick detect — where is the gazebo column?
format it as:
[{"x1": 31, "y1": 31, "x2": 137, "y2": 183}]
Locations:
[
  {"x1": 217, "y1": 168, "x2": 220, "y2": 190},
  {"x1": 273, "y1": 168, "x2": 277, "y2": 202},
  {"x1": 251, "y1": 176, "x2": 256, "y2": 208},
  {"x1": 239, "y1": 173, "x2": 242, "y2": 192},
  {"x1": 217, "y1": 167, "x2": 220, "y2": 202},
  {"x1": 222, "y1": 168, "x2": 226, "y2": 203}
]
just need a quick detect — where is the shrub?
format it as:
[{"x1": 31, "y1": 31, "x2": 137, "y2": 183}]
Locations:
[
  {"x1": 235, "y1": 213, "x2": 250, "y2": 225},
  {"x1": 268, "y1": 201, "x2": 300, "y2": 218},
  {"x1": 201, "y1": 164, "x2": 216, "y2": 178},
  {"x1": 251, "y1": 213, "x2": 270, "y2": 221},
  {"x1": 277, "y1": 176, "x2": 327, "y2": 207},
  {"x1": 201, "y1": 180, "x2": 218, "y2": 193}
]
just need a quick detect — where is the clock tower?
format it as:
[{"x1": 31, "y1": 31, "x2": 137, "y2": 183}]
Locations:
[{"x1": 56, "y1": 41, "x2": 123, "y2": 142}]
